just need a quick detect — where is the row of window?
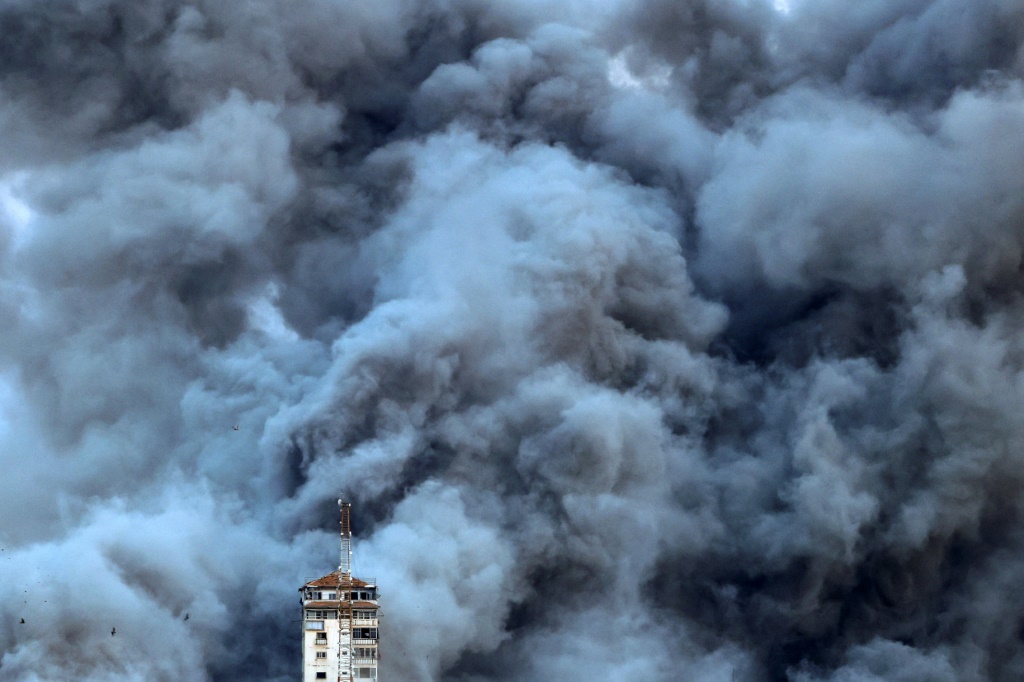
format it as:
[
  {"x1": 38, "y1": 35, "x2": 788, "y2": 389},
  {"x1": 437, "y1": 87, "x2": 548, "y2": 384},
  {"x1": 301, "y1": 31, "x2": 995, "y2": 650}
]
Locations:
[
  {"x1": 314, "y1": 672, "x2": 376, "y2": 680},
  {"x1": 306, "y1": 610, "x2": 378, "y2": 620},
  {"x1": 313, "y1": 634, "x2": 378, "y2": 645},
  {"x1": 314, "y1": 645, "x2": 377, "y2": 658},
  {"x1": 306, "y1": 591, "x2": 338, "y2": 600},
  {"x1": 306, "y1": 610, "x2": 337, "y2": 620},
  {"x1": 308, "y1": 627, "x2": 378, "y2": 639},
  {"x1": 314, "y1": 647, "x2": 376, "y2": 656},
  {"x1": 305, "y1": 589, "x2": 378, "y2": 601}
]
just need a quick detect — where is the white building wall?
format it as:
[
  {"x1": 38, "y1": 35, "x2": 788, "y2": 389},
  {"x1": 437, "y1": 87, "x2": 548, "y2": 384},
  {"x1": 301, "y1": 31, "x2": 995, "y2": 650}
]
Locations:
[
  {"x1": 302, "y1": 611, "x2": 381, "y2": 681},
  {"x1": 302, "y1": 615, "x2": 351, "y2": 682}
]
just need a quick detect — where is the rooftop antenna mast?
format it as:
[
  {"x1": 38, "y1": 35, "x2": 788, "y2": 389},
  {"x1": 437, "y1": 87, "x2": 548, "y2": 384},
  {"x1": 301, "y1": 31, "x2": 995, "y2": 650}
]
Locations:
[{"x1": 338, "y1": 498, "x2": 352, "y2": 577}]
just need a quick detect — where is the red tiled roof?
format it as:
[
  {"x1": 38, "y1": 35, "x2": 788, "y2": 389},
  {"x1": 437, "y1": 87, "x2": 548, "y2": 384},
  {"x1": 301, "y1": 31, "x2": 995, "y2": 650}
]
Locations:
[{"x1": 302, "y1": 571, "x2": 371, "y2": 589}]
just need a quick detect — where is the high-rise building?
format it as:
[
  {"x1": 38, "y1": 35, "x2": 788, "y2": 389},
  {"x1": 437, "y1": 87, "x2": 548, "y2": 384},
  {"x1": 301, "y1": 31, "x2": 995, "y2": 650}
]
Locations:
[{"x1": 299, "y1": 500, "x2": 380, "y2": 681}]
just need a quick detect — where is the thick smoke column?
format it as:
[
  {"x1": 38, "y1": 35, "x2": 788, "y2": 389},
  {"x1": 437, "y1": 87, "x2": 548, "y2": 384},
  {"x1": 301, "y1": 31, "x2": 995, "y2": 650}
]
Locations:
[{"x1": 0, "y1": 0, "x2": 1023, "y2": 680}]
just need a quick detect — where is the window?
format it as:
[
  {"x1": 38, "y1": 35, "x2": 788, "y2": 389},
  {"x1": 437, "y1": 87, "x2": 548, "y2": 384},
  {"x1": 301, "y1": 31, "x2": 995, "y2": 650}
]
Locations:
[
  {"x1": 354, "y1": 610, "x2": 375, "y2": 620},
  {"x1": 354, "y1": 647, "x2": 376, "y2": 659},
  {"x1": 352, "y1": 628, "x2": 377, "y2": 640},
  {"x1": 356, "y1": 669, "x2": 377, "y2": 678},
  {"x1": 306, "y1": 610, "x2": 337, "y2": 620},
  {"x1": 316, "y1": 652, "x2": 327, "y2": 659},
  {"x1": 316, "y1": 674, "x2": 327, "y2": 680}
]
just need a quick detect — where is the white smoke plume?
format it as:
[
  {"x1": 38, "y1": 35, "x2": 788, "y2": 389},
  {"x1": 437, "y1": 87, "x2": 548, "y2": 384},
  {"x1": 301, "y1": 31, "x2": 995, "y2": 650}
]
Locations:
[{"x1": 1, "y1": 0, "x2": 1023, "y2": 680}]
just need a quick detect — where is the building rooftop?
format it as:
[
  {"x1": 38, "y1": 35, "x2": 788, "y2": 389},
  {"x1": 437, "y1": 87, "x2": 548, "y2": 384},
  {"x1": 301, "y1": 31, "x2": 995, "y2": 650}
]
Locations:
[{"x1": 302, "y1": 570, "x2": 372, "y2": 589}]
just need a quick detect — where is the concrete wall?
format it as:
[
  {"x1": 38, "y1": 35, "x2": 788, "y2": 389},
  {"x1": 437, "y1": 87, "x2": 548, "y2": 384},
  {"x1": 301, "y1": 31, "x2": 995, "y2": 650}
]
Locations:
[{"x1": 302, "y1": 615, "x2": 349, "y2": 682}]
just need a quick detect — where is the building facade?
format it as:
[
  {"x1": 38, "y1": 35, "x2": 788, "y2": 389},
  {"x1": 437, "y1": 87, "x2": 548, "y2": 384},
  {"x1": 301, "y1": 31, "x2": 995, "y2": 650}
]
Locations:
[{"x1": 300, "y1": 501, "x2": 379, "y2": 681}]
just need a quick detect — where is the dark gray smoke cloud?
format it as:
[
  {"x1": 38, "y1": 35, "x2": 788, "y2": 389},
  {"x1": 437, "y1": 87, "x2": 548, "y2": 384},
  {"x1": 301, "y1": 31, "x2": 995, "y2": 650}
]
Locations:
[{"x1": 1, "y1": 0, "x2": 1023, "y2": 679}]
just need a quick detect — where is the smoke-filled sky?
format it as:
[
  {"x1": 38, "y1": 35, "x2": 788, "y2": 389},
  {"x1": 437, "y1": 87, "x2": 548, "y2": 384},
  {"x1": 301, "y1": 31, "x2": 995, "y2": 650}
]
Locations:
[{"x1": 1, "y1": 0, "x2": 1023, "y2": 680}]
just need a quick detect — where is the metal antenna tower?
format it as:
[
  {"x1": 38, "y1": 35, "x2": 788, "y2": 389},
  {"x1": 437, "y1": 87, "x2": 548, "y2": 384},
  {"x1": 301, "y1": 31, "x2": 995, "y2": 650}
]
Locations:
[{"x1": 338, "y1": 499, "x2": 352, "y2": 576}]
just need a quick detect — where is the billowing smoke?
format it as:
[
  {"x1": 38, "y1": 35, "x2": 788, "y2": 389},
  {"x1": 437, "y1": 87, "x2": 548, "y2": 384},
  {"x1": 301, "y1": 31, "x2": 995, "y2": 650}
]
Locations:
[{"x1": 1, "y1": 0, "x2": 1023, "y2": 679}]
